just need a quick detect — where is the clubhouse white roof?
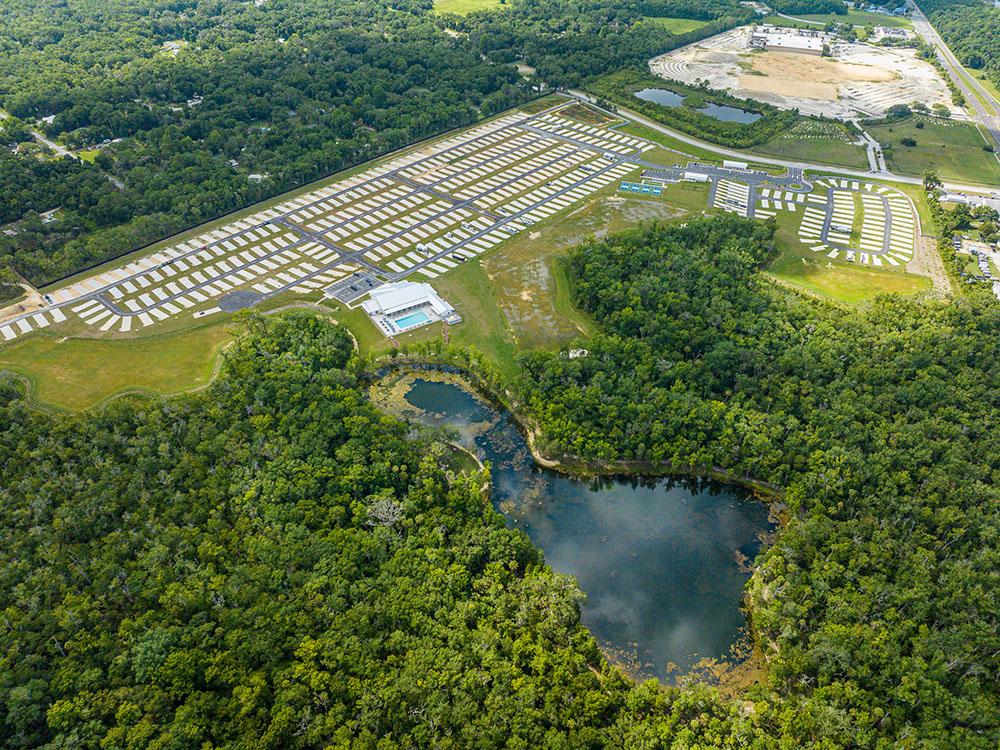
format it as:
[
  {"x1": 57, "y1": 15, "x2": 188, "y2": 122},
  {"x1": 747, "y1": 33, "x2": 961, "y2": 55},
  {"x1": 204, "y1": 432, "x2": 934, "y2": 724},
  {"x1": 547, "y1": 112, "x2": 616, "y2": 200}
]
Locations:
[{"x1": 362, "y1": 281, "x2": 453, "y2": 317}]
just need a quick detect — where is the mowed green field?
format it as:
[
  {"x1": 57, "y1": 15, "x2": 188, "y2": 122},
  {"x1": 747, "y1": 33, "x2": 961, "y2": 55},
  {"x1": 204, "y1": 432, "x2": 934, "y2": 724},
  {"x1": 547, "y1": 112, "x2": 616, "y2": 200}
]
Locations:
[
  {"x1": 616, "y1": 121, "x2": 785, "y2": 173},
  {"x1": 766, "y1": 211, "x2": 932, "y2": 304},
  {"x1": 962, "y1": 67, "x2": 1000, "y2": 117},
  {"x1": 868, "y1": 116, "x2": 1000, "y2": 185},
  {"x1": 433, "y1": 0, "x2": 501, "y2": 14},
  {"x1": 642, "y1": 16, "x2": 708, "y2": 33},
  {"x1": 969, "y1": 69, "x2": 1000, "y2": 108},
  {"x1": 0, "y1": 319, "x2": 235, "y2": 411},
  {"x1": 763, "y1": 10, "x2": 911, "y2": 28},
  {"x1": 754, "y1": 122, "x2": 869, "y2": 171}
]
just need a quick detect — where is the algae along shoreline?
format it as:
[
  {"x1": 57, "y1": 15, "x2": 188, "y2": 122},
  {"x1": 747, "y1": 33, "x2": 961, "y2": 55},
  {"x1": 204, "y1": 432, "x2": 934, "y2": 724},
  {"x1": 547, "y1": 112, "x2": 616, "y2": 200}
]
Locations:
[{"x1": 370, "y1": 367, "x2": 778, "y2": 686}]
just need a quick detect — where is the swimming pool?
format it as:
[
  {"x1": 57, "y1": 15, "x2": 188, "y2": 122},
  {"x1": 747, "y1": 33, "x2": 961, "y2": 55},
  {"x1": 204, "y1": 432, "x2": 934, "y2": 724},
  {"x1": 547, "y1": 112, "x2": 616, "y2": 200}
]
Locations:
[{"x1": 394, "y1": 310, "x2": 432, "y2": 330}]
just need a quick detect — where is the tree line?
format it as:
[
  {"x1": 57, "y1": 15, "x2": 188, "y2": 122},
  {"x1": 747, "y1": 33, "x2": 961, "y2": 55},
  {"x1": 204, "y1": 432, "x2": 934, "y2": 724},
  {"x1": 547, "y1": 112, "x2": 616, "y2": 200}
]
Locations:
[
  {"x1": 767, "y1": 0, "x2": 847, "y2": 15},
  {"x1": 516, "y1": 215, "x2": 1000, "y2": 747},
  {"x1": 0, "y1": 0, "x2": 750, "y2": 300},
  {"x1": 590, "y1": 69, "x2": 803, "y2": 148},
  {"x1": 916, "y1": 0, "x2": 1000, "y2": 92}
]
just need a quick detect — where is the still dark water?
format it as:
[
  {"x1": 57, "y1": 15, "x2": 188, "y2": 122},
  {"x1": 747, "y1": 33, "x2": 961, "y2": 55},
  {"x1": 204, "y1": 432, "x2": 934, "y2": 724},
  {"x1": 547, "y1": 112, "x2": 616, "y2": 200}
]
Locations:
[
  {"x1": 400, "y1": 376, "x2": 772, "y2": 680},
  {"x1": 634, "y1": 87, "x2": 763, "y2": 124}
]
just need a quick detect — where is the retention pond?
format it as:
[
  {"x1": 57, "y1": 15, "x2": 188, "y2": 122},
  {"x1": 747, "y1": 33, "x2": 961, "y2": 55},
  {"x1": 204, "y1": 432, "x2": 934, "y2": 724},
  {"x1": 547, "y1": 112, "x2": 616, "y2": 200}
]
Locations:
[
  {"x1": 634, "y1": 88, "x2": 764, "y2": 124},
  {"x1": 373, "y1": 370, "x2": 774, "y2": 681}
]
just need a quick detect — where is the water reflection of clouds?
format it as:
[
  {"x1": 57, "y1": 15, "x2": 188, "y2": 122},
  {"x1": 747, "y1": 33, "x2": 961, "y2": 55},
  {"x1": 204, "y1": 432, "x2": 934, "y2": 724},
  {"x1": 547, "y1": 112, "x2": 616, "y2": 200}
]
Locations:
[
  {"x1": 402, "y1": 378, "x2": 771, "y2": 680},
  {"x1": 583, "y1": 588, "x2": 648, "y2": 634}
]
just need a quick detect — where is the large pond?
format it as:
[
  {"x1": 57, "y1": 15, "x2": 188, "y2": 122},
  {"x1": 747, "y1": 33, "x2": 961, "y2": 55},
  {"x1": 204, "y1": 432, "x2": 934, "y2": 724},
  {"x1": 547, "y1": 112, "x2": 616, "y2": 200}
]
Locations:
[
  {"x1": 377, "y1": 373, "x2": 773, "y2": 681},
  {"x1": 634, "y1": 87, "x2": 763, "y2": 124}
]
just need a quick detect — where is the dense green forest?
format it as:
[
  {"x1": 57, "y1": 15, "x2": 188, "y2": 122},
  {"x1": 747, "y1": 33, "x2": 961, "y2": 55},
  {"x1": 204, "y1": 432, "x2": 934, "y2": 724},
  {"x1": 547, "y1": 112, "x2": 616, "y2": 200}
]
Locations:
[
  {"x1": 0, "y1": 0, "x2": 529, "y2": 290},
  {"x1": 0, "y1": 310, "x2": 786, "y2": 748},
  {"x1": 449, "y1": 0, "x2": 751, "y2": 88},
  {"x1": 0, "y1": 0, "x2": 747, "y2": 297},
  {"x1": 917, "y1": 0, "x2": 1000, "y2": 88},
  {"x1": 518, "y1": 216, "x2": 1000, "y2": 747},
  {"x1": 590, "y1": 69, "x2": 803, "y2": 148},
  {"x1": 3, "y1": 220, "x2": 999, "y2": 746},
  {"x1": 766, "y1": 0, "x2": 846, "y2": 15}
]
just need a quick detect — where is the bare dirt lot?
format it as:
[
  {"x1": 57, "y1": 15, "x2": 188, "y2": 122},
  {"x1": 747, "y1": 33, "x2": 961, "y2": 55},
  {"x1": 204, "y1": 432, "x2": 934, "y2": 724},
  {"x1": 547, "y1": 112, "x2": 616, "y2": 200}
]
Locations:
[
  {"x1": 650, "y1": 27, "x2": 962, "y2": 120},
  {"x1": 740, "y1": 52, "x2": 898, "y2": 101}
]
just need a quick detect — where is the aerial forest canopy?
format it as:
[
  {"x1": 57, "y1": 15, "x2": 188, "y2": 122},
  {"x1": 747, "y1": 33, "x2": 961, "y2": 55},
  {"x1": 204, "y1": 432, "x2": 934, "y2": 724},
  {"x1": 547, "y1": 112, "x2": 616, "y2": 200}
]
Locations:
[
  {"x1": 518, "y1": 215, "x2": 1000, "y2": 746},
  {"x1": 765, "y1": 0, "x2": 847, "y2": 15},
  {"x1": 0, "y1": 0, "x2": 747, "y2": 297},
  {"x1": 0, "y1": 310, "x2": 787, "y2": 749},
  {"x1": 2, "y1": 216, "x2": 999, "y2": 747}
]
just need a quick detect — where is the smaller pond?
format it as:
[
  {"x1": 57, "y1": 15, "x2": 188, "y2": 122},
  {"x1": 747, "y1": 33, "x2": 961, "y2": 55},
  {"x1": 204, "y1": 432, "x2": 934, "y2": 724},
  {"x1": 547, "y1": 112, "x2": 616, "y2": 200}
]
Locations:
[
  {"x1": 635, "y1": 87, "x2": 686, "y2": 107},
  {"x1": 634, "y1": 88, "x2": 763, "y2": 124},
  {"x1": 697, "y1": 101, "x2": 763, "y2": 124},
  {"x1": 378, "y1": 372, "x2": 775, "y2": 682}
]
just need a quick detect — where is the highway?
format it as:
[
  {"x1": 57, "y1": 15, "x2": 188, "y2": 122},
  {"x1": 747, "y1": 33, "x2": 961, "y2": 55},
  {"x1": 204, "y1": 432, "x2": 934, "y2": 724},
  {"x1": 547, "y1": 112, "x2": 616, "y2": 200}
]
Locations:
[{"x1": 909, "y1": 0, "x2": 1000, "y2": 152}]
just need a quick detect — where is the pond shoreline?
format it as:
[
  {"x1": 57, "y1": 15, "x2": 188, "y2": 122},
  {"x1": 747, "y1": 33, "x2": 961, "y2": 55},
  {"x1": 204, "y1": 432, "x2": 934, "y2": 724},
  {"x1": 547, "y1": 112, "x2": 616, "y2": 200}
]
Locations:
[
  {"x1": 368, "y1": 358, "x2": 785, "y2": 506},
  {"x1": 370, "y1": 361, "x2": 780, "y2": 690}
]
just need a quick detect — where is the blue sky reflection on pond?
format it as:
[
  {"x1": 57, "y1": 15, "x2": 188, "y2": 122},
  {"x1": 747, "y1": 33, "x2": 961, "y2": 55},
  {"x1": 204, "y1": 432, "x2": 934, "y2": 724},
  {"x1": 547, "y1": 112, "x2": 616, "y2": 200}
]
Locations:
[{"x1": 399, "y1": 375, "x2": 773, "y2": 680}]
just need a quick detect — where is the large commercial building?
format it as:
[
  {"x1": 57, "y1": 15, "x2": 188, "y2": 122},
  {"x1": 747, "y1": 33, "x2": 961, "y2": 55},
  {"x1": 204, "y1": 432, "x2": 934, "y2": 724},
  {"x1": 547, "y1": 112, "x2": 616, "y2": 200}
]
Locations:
[
  {"x1": 871, "y1": 26, "x2": 915, "y2": 43},
  {"x1": 749, "y1": 26, "x2": 826, "y2": 55}
]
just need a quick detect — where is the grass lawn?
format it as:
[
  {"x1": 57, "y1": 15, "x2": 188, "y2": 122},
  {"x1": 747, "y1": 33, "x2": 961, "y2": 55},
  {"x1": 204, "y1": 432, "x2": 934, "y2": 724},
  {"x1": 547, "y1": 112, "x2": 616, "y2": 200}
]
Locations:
[
  {"x1": 561, "y1": 103, "x2": 617, "y2": 125},
  {"x1": 867, "y1": 115, "x2": 1000, "y2": 186},
  {"x1": 763, "y1": 10, "x2": 911, "y2": 28},
  {"x1": 327, "y1": 260, "x2": 521, "y2": 380},
  {"x1": 849, "y1": 192, "x2": 864, "y2": 246},
  {"x1": 969, "y1": 69, "x2": 1000, "y2": 106},
  {"x1": 77, "y1": 149, "x2": 101, "y2": 163},
  {"x1": 961, "y1": 256, "x2": 981, "y2": 277},
  {"x1": 477, "y1": 187, "x2": 691, "y2": 350},
  {"x1": 753, "y1": 121, "x2": 869, "y2": 170},
  {"x1": 0, "y1": 319, "x2": 235, "y2": 411},
  {"x1": 327, "y1": 183, "x2": 706, "y2": 372},
  {"x1": 617, "y1": 121, "x2": 784, "y2": 173},
  {"x1": 963, "y1": 67, "x2": 1000, "y2": 117},
  {"x1": 642, "y1": 16, "x2": 708, "y2": 33},
  {"x1": 433, "y1": 0, "x2": 501, "y2": 13},
  {"x1": 766, "y1": 211, "x2": 932, "y2": 304}
]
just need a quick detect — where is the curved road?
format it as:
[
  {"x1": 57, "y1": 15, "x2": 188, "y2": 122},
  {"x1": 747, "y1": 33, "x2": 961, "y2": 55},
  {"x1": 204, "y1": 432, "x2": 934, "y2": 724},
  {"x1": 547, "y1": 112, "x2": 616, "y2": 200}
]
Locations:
[{"x1": 568, "y1": 90, "x2": 1000, "y2": 195}]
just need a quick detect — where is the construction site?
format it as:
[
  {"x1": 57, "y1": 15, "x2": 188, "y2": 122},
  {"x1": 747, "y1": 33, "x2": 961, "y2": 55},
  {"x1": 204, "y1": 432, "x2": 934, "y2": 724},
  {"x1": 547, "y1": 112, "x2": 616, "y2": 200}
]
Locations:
[{"x1": 649, "y1": 25, "x2": 961, "y2": 121}]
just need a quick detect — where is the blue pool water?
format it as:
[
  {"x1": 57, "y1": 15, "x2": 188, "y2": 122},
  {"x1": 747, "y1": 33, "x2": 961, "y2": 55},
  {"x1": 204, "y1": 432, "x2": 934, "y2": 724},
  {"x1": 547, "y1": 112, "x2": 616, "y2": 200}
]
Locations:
[{"x1": 394, "y1": 310, "x2": 431, "y2": 330}]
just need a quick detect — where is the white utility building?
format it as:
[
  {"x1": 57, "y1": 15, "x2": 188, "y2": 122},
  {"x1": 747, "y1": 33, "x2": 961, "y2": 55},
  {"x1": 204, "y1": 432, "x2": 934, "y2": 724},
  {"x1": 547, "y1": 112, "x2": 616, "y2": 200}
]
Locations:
[{"x1": 361, "y1": 281, "x2": 461, "y2": 337}]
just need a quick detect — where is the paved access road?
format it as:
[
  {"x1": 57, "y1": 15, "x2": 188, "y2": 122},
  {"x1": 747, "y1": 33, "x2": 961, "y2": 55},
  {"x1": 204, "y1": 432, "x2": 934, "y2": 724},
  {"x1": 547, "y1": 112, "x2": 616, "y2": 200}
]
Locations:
[{"x1": 567, "y1": 90, "x2": 1000, "y2": 195}]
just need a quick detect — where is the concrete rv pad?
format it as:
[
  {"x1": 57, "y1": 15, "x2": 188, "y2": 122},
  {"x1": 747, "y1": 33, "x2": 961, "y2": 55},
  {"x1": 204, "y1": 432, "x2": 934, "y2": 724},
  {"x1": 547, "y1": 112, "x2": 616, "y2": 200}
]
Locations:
[
  {"x1": 0, "y1": 100, "x2": 652, "y2": 344},
  {"x1": 0, "y1": 94, "x2": 928, "y2": 349}
]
